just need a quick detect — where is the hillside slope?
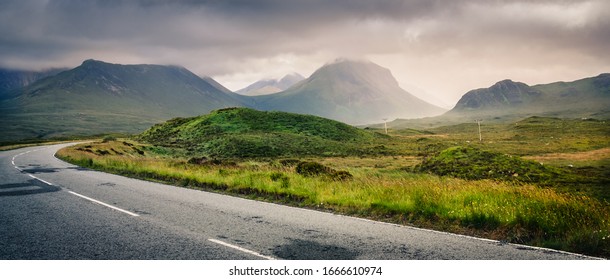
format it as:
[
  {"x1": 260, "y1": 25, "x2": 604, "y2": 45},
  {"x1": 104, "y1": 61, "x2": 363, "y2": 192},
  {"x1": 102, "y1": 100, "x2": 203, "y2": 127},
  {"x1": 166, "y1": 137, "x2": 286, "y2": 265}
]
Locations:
[
  {"x1": 0, "y1": 60, "x2": 250, "y2": 141},
  {"x1": 253, "y1": 59, "x2": 446, "y2": 125},
  {"x1": 447, "y1": 73, "x2": 610, "y2": 119},
  {"x1": 0, "y1": 68, "x2": 67, "y2": 98},
  {"x1": 139, "y1": 107, "x2": 385, "y2": 158},
  {"x1": 387, "y1": 73, "x2": 610, "y2": 129}
]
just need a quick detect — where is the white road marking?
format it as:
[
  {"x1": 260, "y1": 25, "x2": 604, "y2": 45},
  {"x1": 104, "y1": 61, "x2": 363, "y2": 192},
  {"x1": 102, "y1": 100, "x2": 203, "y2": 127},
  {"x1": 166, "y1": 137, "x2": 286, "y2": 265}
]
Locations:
[
  {"x1": 35, "y1": 177, "x2": 55, "y2": 186},
  {"x1": 26, "y1": 173, "x2": 54, "y2": 186},
  {"x1": 11, "y1": 148, "x2": 43, "y2": 171},
  {"x1": 11, "y1": 147, "x2": 140, "y2": 218},
  {"x1": 208, "y1": 238, "x2": 276, "y2": 260},
  {"x1": 68, "y1": 191, "x2": 140, "y2": 217}
]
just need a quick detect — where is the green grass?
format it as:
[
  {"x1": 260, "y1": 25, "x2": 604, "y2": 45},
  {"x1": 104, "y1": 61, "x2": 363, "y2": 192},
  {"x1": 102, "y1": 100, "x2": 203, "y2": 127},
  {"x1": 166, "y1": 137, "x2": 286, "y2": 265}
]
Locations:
[
  {"x1": 424, "y1": 116, "x2": 610, "y2": 156},
  {"x1": 139, "y1": 108, "x2": 389, "y2": 158},
  {"x1": 51, "y1": 115, "x2": 610, "y2": 258},
  {"x1": 57, "y1": 139, "x2": 610, "y2": 258},
  {"x1": 415, "y1": 146, "x2": 564, "y2": 184}
]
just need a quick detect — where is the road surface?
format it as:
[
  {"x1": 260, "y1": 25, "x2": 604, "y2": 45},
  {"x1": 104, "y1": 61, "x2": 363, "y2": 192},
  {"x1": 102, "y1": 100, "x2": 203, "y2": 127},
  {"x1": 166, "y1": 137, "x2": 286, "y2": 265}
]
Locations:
[{"x1": 0, "y1": 143, "x2": 596, "y2": 259}]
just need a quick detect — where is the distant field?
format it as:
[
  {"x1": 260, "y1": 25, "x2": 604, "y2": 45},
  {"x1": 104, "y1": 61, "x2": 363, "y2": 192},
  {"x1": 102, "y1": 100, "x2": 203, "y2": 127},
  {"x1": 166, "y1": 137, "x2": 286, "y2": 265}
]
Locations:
[{"x1": 56, "y1": 115, "x2": 610, "y2": 258}]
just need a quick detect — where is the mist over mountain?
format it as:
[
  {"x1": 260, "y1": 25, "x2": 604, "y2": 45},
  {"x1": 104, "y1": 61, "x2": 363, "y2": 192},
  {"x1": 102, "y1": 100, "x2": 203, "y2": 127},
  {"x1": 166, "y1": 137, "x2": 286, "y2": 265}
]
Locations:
[
  {"x1": 0, "y1": 59, "x2": 249, "y2": 141},
  {"x1": 0, "y1": 68, "x2": 67, "y2": 98},
  {"x1": 236, "y1": 73, "x2": 305, "y2": 96},
  {"x1": 253, "y1": 59, "x2": 446, "y2": 125},
  {"x1": 2, "y1": 57, "x2": 607, "y2": 142},
  {"x1": 1, "y1": 59, "x2": 447, "y2": 142}
]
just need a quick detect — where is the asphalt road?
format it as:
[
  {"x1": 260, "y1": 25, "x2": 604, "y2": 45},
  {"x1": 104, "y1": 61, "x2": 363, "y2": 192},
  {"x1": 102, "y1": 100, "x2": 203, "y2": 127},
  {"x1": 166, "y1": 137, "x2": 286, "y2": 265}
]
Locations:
[{"x1": 0, "y1": 143, "x2": 596, "y2": 260}]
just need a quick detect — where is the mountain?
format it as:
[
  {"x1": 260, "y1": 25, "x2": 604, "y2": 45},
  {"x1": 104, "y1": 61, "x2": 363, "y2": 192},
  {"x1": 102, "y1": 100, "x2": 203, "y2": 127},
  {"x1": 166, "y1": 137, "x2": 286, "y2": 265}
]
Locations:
[
  {"x1": 139, "y1": 107, "x2": 383, "y2": 158},
  {"x1": 446, "y1": 73, "x2": 610, "y2": 119},
  {"x1": 0, "y1": 68, "x2": 67, "y2": 98},
  {"x1": 252, "y1": 59, "x2": 446, "y2": 125},
  {"x1": 236, "y1": 73, "x2": 305, "y2": 96},
  {"x1": 450, "y1": 79, "x2": 542, "y2": 111},
  {"x1": 387, "y1": 73, "x2": 610, "y2": 129},
  {"x1": 0, "y1": 59, "x2": 250, "y2": 142}
]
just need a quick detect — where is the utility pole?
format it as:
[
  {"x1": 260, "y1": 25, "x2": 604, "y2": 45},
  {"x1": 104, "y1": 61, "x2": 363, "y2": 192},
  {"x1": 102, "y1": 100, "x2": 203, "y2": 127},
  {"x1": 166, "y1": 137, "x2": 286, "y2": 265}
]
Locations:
[
  {"x1": 382, "y1": 118, "x2": 388, "y2": 134},
  {"x1": 475, "y1": 119, "x2": 482, "y2": 142}
]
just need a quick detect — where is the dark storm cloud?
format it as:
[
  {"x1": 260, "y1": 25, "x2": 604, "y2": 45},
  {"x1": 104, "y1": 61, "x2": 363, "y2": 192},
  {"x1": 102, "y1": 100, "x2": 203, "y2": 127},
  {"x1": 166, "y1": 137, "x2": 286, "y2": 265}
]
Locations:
[
  {"x1": 2, "y1": 0, "x2": 608, "y2": 64},
  {"x1": 0, "y1": 0, "x2": 608, "y2": 102}
]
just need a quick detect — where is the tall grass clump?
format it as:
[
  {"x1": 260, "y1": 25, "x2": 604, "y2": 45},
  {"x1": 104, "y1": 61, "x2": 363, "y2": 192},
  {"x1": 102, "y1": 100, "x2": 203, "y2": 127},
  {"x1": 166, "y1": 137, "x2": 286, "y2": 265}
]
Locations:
[{"x1": 415, "y1": 146, "x2": 564, "y2": 185}]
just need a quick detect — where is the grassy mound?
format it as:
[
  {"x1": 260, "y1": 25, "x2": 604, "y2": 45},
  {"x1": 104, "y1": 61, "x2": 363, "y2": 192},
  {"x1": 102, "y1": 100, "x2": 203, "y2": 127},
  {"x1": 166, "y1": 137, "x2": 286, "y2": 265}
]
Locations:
[
  {"x1": 415, "y1": 146, "x2": 563, "y2": 184},
  {"x1": 139, "y1": 107, "x2": 385, "y2": 158}
]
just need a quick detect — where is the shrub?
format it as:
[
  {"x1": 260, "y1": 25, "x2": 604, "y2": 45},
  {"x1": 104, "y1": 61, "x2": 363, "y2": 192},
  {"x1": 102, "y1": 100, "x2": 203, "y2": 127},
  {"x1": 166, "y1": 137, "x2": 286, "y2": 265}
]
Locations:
[
  {"x1": 270, "y1": 172, "x2": 290, "y2": 188},
  {"x1": 295, "y1": 161, "x2": 353, "y2": 180},
  {"x1": 415, "y1": 146, "x2": 562, "y2": 184},
  {"x1": 330, "y1": 170, "x2": 353, "y2": 181},
  {"x1": 296, "y1": 161, "x2": 334, "y2": 177},
  {"x1": 95, "y1": 149, "x2": 110, "y2": 155},
  {"x1": 102, "y1": 136, "x2": 117, "y2": 143},
  {"x1": 131, "y1": 146, "x2": 145, "y2": 155},
  {"x1": 187, "y1": 157, "x2": 236, "y2": 167},
  {"x1": 270, "y1": 172, "x2": 286, "y2": 181},
  {"x1": 278, "y1": 159, "x2": 302, "y2": 167},
  {"x1": 187, "y1": 157, "x2": 209, "y2": 164}
]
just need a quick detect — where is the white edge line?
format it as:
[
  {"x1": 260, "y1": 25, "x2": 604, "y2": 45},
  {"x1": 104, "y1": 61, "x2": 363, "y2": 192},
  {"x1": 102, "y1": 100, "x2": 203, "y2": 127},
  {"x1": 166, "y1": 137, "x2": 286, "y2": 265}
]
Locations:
[
  {"x1": 208, "y1": 238, "x2": 275, "y2": 260},
  {"x1": 10, "y1": 145, "x2": 139, "y2": 218},
  {"x1": 35, "y1": 177, "x2": 55, "y2": 186},
  {"x1": 206, "y1": 192, "x2": 603, "y2": 260},
  {"x1": 27, "y1": 174, "x2": 54, "y2": 186},
  {"x1": 68, "y1": 191, "x2": 140, "y2": 217}
]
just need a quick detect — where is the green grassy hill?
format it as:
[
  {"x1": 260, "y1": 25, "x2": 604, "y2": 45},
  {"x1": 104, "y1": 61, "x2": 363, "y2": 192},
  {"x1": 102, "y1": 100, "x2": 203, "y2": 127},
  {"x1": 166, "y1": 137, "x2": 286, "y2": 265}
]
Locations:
[{"x1": 139, "y1": 107, "x2": 386, "y2": 158}]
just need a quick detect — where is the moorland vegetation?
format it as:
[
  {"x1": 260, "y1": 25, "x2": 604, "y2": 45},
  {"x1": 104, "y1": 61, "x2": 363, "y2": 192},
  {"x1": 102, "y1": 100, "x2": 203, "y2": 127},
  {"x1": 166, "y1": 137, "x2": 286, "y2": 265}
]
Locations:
[{"x1": 56, "y1": 108, "x2": 610, "y2": 257}]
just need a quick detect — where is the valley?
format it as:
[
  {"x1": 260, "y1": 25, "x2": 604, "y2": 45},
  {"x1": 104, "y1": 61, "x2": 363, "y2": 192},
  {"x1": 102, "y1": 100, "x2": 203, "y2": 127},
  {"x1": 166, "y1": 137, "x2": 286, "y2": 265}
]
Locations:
[
  {"x1": 2, "y1": 59, "x2": 609, "y2": 258},
  {"x1": 55, "y1": 109, "x2": 610, "y2": 258}
]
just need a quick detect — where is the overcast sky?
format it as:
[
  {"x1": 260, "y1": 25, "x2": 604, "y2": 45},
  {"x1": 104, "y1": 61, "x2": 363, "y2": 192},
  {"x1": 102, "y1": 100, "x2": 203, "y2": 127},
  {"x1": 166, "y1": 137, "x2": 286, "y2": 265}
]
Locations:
[{"x1": 1, "y1": 0, "x2": 609, "y2": 107}]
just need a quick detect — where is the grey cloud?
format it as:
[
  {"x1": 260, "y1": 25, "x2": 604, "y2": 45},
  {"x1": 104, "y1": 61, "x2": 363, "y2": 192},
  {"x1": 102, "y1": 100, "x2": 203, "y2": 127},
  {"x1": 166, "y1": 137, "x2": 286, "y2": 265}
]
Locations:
[{"x1": 0, "y1": 0, "x2": 608, "y2": 96}]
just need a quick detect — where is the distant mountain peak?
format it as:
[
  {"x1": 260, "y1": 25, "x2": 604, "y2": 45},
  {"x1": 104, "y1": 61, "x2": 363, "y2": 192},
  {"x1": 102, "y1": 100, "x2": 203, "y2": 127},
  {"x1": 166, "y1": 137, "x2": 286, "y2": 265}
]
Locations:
[
  {"x1": 253, "y1": 59, "x2": 446, "y2": 124},
  {"x1": 82, "y1": 58, "x2": 100, "y2": 64},
  {"x1": 451, "y1": 79, "x2": 541, "y2": 111},
  {"x1": 326, "y1": 57, "x2": 372, "y2": 66},
  {"x1": 237, "y1": 72, "x2": 305, "y2": 96},
  {"x1": 0, "y1": 59, "x2": 250, "y2": 141},
  {"x1": 81, "y1": 59, "x2": 111, "y2": 67},
  {"x1": 447, "y1": 73, "x2": 610, "y2": 119}
]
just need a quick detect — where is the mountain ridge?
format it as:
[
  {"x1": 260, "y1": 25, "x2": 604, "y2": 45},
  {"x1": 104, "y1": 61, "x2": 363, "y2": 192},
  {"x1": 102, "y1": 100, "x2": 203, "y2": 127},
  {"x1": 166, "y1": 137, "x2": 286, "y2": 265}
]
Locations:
[
  {"x1": 386, "y1": 73, "x2": 610, "y2": 129},
  {"x1": 252, "y1": 60, "x2": 447, "y2": 125},
  {"x1": 0, "y1": 67, "x2": 68, "y2": 98},
  {"x1": 447, "y1": 73, "x2": 610, "y2": 118},
  {"x1": 2, "y1": 58, "x2": 608, "y2": 141},
  {"x1": 0, "y1": 59, "x2": 250, "y2": 141}
]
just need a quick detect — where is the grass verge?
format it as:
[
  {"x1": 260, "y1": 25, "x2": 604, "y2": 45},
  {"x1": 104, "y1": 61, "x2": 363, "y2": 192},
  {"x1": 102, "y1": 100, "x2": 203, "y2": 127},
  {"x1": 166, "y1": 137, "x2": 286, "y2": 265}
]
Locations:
[{"x1": 56, "y1": 140, "x2": 610, "y2": 258}]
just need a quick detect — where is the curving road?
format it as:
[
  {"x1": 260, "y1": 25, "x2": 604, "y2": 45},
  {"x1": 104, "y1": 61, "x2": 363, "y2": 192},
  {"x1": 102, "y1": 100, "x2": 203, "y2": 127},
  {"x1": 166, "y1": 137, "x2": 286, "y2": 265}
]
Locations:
[{"x1": 0, "y1": 143, "x2": 596, "y2": 260}]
